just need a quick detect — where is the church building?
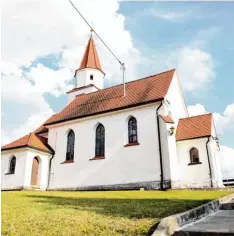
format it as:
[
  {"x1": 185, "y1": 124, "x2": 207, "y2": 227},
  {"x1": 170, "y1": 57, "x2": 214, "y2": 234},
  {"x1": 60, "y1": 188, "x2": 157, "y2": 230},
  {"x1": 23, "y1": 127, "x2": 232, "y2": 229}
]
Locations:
[{"x1": 1, "y1": 35, "x2": 224, "y2": 190}]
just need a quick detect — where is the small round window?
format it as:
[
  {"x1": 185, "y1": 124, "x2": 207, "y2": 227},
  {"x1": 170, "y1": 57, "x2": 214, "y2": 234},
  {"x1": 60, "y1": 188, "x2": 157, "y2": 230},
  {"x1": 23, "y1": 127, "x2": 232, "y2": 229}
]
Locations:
[{"x1": 90, "y1": 74, "x2": 94, "y2": 80}]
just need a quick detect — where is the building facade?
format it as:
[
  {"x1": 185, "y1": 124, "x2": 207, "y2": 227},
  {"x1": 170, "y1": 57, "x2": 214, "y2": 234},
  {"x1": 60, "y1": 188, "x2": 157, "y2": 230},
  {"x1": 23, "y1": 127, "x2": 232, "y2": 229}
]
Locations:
[{"x1": 1, "y1": 35, "x2": 223, "y2": 190}]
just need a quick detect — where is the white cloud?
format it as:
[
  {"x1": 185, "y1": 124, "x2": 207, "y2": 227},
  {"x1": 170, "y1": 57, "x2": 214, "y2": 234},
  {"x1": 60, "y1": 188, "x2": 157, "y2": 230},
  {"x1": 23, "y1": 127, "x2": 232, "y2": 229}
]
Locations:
[
  {"x1": 213, "y1": 103, "x2": 234, "y2": 135},
  {"x1": 175, "y1": 47, "x2": 215, "y2": 91},
  {"x1": 188, "y1": 103, "x2": 207, "y2": 116},
  {"x1": 25, "y1": 64, "x2": 73, "y2": 97},
  {"x1": 218, "y1": 146, "x2": 234, "y2": 179},
  {"x1": 1, "y1": 0, "x2": 142, "y2": 145},
  {"x1": 1, "y1": 111, "x2": 54, "y2": 146}
]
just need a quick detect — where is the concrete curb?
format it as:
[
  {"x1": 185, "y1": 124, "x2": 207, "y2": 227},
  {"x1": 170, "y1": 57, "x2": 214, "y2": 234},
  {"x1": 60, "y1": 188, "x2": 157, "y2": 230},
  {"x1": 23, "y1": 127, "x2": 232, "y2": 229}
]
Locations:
[{"x1": 152, "y1": 193, "x2": 234, "y2": 236}]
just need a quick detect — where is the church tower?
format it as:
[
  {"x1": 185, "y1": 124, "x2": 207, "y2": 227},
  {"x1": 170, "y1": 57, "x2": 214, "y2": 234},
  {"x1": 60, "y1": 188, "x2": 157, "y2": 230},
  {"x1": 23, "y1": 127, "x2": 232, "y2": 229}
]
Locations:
[{"x1": 67, "y1": 35, "x2": 105, "y2": 103}]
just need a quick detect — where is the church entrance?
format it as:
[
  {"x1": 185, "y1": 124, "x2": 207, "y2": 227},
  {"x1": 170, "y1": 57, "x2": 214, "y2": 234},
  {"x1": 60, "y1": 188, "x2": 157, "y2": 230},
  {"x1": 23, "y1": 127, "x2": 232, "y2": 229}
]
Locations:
[{"x1": 31, "y1": 157, "x2": 40, "y2": 187}]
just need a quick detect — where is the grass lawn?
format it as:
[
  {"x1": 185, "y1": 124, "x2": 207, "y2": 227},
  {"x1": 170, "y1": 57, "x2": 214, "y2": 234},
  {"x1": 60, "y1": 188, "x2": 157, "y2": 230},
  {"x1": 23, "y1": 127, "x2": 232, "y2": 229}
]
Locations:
[{"x1": 1, "y1": 190, "x2": 232, "y2": 236}]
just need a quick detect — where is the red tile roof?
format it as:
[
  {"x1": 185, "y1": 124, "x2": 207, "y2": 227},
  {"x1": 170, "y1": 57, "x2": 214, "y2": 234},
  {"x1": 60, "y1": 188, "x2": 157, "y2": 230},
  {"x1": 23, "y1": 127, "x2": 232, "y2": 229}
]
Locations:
[
  {"x1": 176, "y1": 113, "x2": 212, "y2": 141},
  {"x1": 160, "y1": 115, "x2": 175, "y2": 124},
  {"x1": 76, "y1": 36, "x2": 104, "y2": 74},
  {"x1": 45, "y1": 69, "x2": 176, "y2": 126},
  {"x1": 1, "y1": 133, "x2": 53, "y2": 154}
]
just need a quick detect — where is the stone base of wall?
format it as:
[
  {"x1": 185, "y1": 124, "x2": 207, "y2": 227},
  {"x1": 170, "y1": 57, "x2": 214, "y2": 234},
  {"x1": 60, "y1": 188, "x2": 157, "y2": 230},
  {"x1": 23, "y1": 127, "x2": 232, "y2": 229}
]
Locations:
[
  {"x1": 48, "y1": 180, "x2": 171, "y2": 191},
  {"x1": 171, "y1": 180, "x2": 224, "y2": 189},
  {"x1": 1, "y1": 186, "x2": 24, "y2": 191}
]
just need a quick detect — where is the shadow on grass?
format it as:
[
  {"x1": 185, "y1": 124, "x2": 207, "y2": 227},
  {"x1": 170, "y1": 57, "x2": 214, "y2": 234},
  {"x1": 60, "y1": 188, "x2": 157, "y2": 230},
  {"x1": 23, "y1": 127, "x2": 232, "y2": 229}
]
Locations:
[{"x1": 26, "y1": 194, "x2": 208, "y2": 220}]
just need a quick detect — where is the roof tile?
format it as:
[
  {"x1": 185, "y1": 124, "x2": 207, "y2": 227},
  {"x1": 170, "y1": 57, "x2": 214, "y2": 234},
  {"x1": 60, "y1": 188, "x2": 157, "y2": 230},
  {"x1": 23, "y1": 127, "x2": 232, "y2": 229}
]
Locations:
[
  {"x1": 176, "y1": 113, "x2": 212, "y2": 141},
  {"x1": 76, "y1": 36, "x2": 104, "y2": 74},
  {"x1": 45, "y1": 69, "x2": 175, "y2": 125},
  {"x1": 1, "y1": 133, "x2": 53, "y2": 154}
]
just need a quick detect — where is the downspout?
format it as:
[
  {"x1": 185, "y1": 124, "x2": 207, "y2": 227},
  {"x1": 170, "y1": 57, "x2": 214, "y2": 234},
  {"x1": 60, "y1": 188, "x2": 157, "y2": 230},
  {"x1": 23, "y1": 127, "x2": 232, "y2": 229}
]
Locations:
[
  {"x1": 47, "y1": 131, "x2": 57, "y2": 190},
  {"x1": 47, "y1": 155, "x2": 54, "y2": 190},
  {"x1": 206, "y1": 136, "x2": 213, "y2": 188},
  {"x1": 156, "y1": 100, "x2": 164, "y2": 190}
]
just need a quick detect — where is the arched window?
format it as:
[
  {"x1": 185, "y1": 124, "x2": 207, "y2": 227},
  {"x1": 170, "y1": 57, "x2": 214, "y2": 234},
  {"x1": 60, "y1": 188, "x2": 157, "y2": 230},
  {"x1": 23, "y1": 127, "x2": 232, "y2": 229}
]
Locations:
[
  {"x1": 66, "y1": 130, "x2": 75, "y2": 161},
  {"x1": 9, "y1": 156, "x2": 16, "y2": 174},
  {"x1": 95, "y1": 124, "x2": 105, "y2": 157},
  {"x1": 189, "y1": 147, "x2": 199, "y2": 163},
  {"x1": 128, "y1": 117, "x2": 138, "y2": 143}
]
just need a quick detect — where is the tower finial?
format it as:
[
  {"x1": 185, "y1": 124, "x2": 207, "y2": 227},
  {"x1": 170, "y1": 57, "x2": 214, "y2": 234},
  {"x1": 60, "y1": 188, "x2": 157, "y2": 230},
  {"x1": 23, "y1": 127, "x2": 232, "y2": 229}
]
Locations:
[{"x1": 90, "y1": 27, "x2": 94, "y2": 37}]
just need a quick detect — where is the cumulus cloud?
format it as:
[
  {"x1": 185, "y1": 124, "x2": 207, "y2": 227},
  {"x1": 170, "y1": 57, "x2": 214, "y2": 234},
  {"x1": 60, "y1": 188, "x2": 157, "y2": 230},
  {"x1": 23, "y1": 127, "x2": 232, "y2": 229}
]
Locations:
[
  {"x1": 175, "y1": 47, "x2": 215, "y2": 91},
  {"x1": 218, "y1": 146, "x2": 234, "y2": 179},
  {"x1": 213, "y1": 103, "x2": 234, "y2": 135},
  {"x1": 1, "y1": 0, "x2": 141, "y2": 145},
  {"x1": 188, "y1": 103, "x2": 207, "y2": 116}
]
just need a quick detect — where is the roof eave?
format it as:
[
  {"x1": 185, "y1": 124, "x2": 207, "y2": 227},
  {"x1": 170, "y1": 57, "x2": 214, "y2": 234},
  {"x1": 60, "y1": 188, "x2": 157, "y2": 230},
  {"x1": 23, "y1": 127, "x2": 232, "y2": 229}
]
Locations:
[
  {"x1": 176, "y1": 135, "x2": 210, "y2": 142},
  {"x1": 45, "y1": 98, "x2": 164, "y2": 126},
  {"x1": 1, "y1": 145, "x2": 54, "y2": 155}
]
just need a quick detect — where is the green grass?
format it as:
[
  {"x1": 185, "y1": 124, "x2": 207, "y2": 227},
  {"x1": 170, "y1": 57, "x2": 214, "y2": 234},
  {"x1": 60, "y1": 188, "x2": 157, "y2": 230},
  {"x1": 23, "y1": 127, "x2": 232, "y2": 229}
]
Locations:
[{"x1": 1, "y1": 190, "x2": 232, "y2": 236}]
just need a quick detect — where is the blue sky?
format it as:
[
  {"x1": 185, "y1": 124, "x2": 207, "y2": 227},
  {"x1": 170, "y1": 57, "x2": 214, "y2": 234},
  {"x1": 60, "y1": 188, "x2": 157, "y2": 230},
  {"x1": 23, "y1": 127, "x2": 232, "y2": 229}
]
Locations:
[
  {"x1": 120, "y1": 2, "x2": 234, "y2": 110},
  {"x1": 2, "y1": 0, "x2": 234, "y2": 176},
  {"x1": 119, "y1": 1, "x2": 234, "y2": 147}
]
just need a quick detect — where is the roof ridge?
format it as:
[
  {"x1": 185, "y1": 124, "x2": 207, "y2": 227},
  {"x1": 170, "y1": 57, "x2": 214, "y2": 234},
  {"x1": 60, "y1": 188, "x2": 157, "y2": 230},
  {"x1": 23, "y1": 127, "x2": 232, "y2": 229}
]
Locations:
[
  {"x1": 26, "y1": 132, "x2": 32, "y2": 145},
  {"x1": 73, "y1": 68, "x2": 176, "y2": 98},
  {"x1": 27, "y1": 132, "x2": 34, "y2": 145}
]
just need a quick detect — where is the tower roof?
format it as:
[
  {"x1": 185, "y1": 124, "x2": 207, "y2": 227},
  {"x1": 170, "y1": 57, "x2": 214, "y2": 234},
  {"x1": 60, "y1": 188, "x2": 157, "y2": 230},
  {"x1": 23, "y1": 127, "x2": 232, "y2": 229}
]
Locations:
[{"x1": 76, "y1": 35, "x2": 104, "y2": 74}]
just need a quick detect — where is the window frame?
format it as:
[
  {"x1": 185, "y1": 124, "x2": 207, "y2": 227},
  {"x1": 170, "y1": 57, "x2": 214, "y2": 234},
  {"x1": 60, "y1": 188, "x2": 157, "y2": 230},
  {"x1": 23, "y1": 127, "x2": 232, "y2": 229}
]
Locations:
[
  {"x1": 189, "y1": 147, "x2": 201, "y2": 165},
  {"x1": 95, "y1": 124, "x2": 105, "y2": 157},
  {"x1": 128, "y1": 117, "x2": 138, "y2": 144},
  {"x1": 66, "y1": 130, "x2": 75, "y2": 161},
  {"x1": 8, "y1": 156, "x2": 16, "y2": 174}
]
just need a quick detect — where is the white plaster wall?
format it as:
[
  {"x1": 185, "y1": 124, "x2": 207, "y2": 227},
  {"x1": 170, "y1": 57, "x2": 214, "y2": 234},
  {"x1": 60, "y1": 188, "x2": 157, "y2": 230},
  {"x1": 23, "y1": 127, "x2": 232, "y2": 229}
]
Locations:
[
  {"x1": 174, "y1": 138, "x2": 211, "y2": 188},
  {"x1": 159, "y1": 119, "x2": 171, "y2": 181},
  {"x1": 68, "y1": 86, "x2": 99, "y2": 104},
  {"x1": 165, "y1": 72, "x2": 188, "y2": 121},
  {"x1": 76, "y1": 68, "x2": 104, "y2": 90},
  {"x1": 1, "y1": 148, "x2": 51, "y2": 190},
  {"x1": 207, "y1": 138, "x2": 223, "y2": 187},
  {"x1": 47, "y1": 103, "x2": 162, "y2": 189},
  {"x1": 1, "y1": 150, "x2": 27, "y2": 189}
]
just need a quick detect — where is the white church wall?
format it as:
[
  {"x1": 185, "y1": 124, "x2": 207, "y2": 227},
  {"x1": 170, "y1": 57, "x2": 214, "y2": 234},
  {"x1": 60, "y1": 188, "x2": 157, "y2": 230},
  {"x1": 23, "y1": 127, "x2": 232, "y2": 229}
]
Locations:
[
  {"x1": 1, "y1": 149, "x2": 27, "y2": 190},
  {"x1": 158, "y1": 119, "x2": 171, "y2": 181},
  {"x1": 165, "y1": 123, "x2": 179, "y2": 183},
  {"x1": 76, "y1": 68, "x2": 104, "y2": 90},
  {"x1": 47, "y1": 102, "x2": 163, "y2": 190},
  {"x1": 165, "y1": 72, "x2": 188, "y2": 121},
  {"x1": 208, "y1": 120, "x2": 224, "y2": 187},
  {"x1": 175, "y1": 138, "x2": 211, "y2": 188}
]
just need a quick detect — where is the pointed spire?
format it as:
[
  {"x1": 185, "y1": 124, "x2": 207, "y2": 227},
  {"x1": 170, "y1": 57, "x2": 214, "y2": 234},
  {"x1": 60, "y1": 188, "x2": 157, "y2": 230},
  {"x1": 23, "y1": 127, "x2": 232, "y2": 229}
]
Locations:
[{"x1": 76, "y1": 35, "x2": 105, "y2": 74}]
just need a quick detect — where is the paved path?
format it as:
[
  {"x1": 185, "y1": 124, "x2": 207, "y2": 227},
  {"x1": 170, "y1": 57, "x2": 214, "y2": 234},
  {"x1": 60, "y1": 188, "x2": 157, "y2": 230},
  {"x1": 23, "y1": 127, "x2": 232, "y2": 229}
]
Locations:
[{"x1": 174, "y1": 200, "x2": 234, "y2": 236}]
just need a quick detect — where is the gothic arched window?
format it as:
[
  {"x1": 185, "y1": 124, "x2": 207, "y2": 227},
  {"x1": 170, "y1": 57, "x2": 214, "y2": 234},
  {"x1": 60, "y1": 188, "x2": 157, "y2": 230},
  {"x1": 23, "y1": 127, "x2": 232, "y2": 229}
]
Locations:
[
  {"x1": 189, "y1": 147, "x2": 199, "y2": 163},
  {"x1": 128, "y1": 117, "x2": 138, "y2": 143},
  {"x1": 95, "y1": 124, "x2": 105, "y2": 157},
  {"x1": 9, "y1": 156, "x2": 16, "y2": 174},
  {"x1": 66, "y1": 130, "x2": 75, "y2": 161}
]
